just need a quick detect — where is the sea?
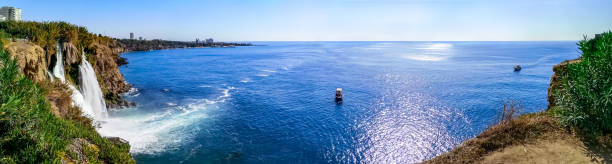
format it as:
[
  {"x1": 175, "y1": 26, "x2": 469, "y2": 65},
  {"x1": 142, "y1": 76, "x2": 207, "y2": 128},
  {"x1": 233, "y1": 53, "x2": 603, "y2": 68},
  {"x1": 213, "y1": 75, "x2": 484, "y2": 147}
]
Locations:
[{"x1": 97, "y1": 41, "x2": 579, "y2": 163}]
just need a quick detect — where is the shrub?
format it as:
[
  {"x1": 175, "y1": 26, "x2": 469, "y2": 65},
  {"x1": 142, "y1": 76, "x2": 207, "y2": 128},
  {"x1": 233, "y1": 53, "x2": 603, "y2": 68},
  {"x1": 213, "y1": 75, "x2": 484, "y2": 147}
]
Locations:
[
  {"x1": 554, "y1": 31, "x2": 612, "y2": 134},
  {"x1": 493, "y1": 99, "x2": 522, "y2": 125}
]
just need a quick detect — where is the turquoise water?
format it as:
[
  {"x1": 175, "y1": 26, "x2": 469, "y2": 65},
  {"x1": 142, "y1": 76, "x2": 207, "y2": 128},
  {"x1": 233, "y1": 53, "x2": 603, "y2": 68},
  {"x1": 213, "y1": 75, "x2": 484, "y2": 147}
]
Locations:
[{"x1": 104, "y1": 42, "x2": 578, "y2": 163}]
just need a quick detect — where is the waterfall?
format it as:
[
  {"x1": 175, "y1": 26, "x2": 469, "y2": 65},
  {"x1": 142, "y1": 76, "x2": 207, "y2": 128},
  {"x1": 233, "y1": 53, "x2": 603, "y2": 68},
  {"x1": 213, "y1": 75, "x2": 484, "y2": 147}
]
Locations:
[
  {"x1": 79, "y1": 49, "x2": 108, "y2": 120},
  {"x1": 47, "y1": 71, "x2": 54, "y2": 82},
  {"x1": 52, "y1": 42, "x2": 65, "y2": 83},
  {"x1": 50, "y1": 44, "x2": 108, "y2": 120}
]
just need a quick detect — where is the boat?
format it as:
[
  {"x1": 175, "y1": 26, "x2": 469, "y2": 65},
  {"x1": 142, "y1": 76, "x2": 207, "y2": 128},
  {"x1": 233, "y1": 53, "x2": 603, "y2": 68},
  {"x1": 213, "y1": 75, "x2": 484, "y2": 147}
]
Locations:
[
  {"x1": 514, "y1": 65, "x2": 522, "y2": 72},
  {"x1": 335, "y1": 88, "x2": 343, "y2": 103}
]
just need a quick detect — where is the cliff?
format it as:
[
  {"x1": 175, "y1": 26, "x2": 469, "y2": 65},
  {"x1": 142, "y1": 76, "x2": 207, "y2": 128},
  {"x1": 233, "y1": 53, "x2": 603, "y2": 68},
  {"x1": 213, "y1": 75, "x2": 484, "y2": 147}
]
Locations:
[
  {"x1": 0, "y1": 41, "x2": 134, "y2": 163},
  {"x1": 0, "y1": 21, "x2": 136, "y2": 162},
  {"x1": 88, "y1": 41, "x2": 131, "y2": 107},
  {"x1": 0, "y1": 21, "x2": 132, "y2": 108}
]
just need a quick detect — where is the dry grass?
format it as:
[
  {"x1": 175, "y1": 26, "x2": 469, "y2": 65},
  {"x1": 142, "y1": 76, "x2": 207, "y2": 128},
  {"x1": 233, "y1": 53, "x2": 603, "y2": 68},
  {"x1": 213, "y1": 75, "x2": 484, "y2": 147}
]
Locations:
[
  {"x1": 422, "y1": 112, "x2": 565, "y2": 164},
  {"x1": 493, "y1": 99, "x2": 522, "y2": 125}
]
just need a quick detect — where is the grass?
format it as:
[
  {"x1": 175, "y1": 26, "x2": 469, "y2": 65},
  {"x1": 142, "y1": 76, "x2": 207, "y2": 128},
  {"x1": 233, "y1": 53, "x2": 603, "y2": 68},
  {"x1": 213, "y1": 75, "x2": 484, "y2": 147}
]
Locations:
[{"x1": 0, "y1": 40, "x2": 133, "y2": 163}]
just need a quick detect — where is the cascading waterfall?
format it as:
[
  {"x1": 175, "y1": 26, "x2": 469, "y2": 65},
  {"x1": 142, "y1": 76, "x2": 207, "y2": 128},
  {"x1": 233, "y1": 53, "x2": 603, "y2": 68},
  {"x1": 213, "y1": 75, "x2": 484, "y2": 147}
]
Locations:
[
  {"x1": 52, "y1": 42, "x2": 66, "y2": 83},
  {"x1": 50, "y1": 44, "x2": 108, "y2": 120},
  {"x1": 79, "y1": 49, "x2": 109, "y2": 120}
]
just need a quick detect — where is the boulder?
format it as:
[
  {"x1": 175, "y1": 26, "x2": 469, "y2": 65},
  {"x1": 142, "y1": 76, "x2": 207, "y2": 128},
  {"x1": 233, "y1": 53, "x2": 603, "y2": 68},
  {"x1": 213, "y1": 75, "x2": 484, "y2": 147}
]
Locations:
[
  {"x1": 4, "y1": 42, "x2": 48, "y2": 82},
  {"x1": 64, "y1": 138, "x2": 99, "y2": 163}
]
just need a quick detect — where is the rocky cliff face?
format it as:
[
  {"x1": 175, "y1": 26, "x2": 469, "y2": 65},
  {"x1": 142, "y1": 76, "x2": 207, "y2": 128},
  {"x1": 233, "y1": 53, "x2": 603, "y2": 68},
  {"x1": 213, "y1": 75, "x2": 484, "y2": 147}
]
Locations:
[
  {"x1": 4, "y1": 40, "x2": 132, "y2": 108},
  {"x1": 89, "y1": 41, "x2": 131, "y2": 108},
  {"x1": 547, "y1": 59, "x2": 581, "y2": 109},
  {"x1": 3, "y1": 42, "x2": 48, "y2": 83}
]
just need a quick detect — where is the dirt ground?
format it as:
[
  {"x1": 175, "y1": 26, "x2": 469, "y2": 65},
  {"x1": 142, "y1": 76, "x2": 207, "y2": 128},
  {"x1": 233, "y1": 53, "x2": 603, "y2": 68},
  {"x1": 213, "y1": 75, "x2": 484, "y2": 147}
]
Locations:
[{"x1": 482, "y1": 138, "x2": 608, "y2": 164}]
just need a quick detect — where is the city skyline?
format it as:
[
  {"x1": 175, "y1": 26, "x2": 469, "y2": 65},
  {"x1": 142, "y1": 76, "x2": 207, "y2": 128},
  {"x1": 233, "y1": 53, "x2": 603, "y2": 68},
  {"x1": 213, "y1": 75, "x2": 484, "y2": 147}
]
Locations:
[{"x1": 2, "y1": 0, "x2": 612, "y2": 41}]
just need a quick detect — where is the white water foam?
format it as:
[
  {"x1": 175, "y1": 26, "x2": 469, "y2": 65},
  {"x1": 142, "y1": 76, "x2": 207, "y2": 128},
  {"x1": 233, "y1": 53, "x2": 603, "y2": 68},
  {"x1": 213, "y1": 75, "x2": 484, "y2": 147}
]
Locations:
[
  {"x1": 123, "y1": 87, "x2": 140, "y2": 97},
  {"x1": 69, "y1": 85, "x2": 96, "y2": 118},
  {"x1": 98, "y1": 87, "x2": 233, "y2": 154}
]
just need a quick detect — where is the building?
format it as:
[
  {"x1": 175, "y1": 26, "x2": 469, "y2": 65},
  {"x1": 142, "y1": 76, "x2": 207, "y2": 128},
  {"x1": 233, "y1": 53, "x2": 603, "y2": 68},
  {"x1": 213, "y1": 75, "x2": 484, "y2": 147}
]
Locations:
[
  {"x1": 0, "y1": 6, "x2": 21, "y2": 21},
  {"x1": 139, "y1": 36, "x2": 143, "y2": 40},
  {"x1": 195, "y1": 38, "x2": 200, "y2": 44},
  {"x1": 205, "y1": 38, "x2": 214, "y2": 44},
  {"x1": 130, "y1": 33, "x2": 134, "y2": 39}
]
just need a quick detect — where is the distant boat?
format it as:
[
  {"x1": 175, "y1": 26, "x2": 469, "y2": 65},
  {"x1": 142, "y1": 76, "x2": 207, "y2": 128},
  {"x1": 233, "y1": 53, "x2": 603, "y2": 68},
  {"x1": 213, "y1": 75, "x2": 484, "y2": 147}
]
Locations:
[
  {"x1": 514, "y1": 65, "x2": 522, "y2": 72},
  {"x1": 335, "y1": 88, "x2": 343, "y2": 103}
]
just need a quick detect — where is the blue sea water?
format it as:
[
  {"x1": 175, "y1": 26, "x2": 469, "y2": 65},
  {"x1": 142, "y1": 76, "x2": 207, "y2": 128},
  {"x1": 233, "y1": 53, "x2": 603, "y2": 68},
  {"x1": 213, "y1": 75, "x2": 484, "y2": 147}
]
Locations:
[{"x1": 100, "y1": 41, "x2": 579, "y2": 163}]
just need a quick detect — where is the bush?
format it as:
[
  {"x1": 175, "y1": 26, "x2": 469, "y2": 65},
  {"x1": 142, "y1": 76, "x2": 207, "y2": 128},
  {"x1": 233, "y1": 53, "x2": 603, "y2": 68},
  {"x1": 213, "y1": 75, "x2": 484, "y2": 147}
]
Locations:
[{"x1": 554, "y1": 31, "x2": 612, "y2": 134}]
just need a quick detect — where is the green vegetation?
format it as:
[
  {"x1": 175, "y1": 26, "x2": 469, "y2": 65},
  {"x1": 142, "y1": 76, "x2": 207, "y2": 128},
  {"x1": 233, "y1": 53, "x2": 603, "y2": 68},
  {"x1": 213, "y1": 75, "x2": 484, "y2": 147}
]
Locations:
[
  {"x1": 0, "y1": 34, "x2": 133, "y2": 163},
  {"x1": 0, "y1": 21, "x2": 115, "y2": 55},
  {"x1": 553, "y1": 31, "x2": 612, "y2": 134}
]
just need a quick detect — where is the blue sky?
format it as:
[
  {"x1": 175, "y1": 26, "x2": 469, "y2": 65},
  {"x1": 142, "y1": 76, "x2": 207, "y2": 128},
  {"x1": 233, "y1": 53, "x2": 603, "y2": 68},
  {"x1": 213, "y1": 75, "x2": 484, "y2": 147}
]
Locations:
[{"x1": 3, "y1": 0, "x2": 611, "y2": 41}]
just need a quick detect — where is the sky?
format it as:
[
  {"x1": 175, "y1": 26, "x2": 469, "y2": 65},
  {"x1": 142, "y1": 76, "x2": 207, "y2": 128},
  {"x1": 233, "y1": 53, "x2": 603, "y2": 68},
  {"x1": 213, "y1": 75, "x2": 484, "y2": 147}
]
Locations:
[{"x1": 3, "y1": 0, "x2": 611, "y2": 41}]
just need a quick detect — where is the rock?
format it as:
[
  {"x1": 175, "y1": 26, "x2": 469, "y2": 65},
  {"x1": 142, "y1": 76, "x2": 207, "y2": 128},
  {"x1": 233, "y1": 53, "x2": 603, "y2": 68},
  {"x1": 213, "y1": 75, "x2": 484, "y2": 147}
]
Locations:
[
  {"x1": 116, "y1": 56, "x2": 128, "y2": 66},
  {"x1": 90, "y1": 42, "x2": 131, "y2": 107},
  {"x1": 106, "y1": 136, "x2": 130, "y2": 145},
  {"x1": 4, "y1": 42, "x2": 48, "y2": 82},
  {"x1": 62, "y1": 42, "x2": 81, "y2": 66},
  {"x1": 65, "y1": 138, "x2": 98, "y2": 163},
  {"x1": 547, "y1": 59, "x2": 581, "y2": 109}
]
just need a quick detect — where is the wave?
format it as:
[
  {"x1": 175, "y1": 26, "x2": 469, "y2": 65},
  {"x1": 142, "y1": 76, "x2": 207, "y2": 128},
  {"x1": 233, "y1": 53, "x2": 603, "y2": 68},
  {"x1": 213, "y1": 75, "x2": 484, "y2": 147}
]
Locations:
[
  {"x1": 123, "y1": 87, "x2": 140, "y2": 97},
  {"x1": 261, "y1": 69, "x2": 277, "y2": 73},
  {"x1": 97, "y1": 87, "x2": 234, "y2": 154},
  {"x1": 240, "y1": 78, "x2": 252, "y2": 83}
]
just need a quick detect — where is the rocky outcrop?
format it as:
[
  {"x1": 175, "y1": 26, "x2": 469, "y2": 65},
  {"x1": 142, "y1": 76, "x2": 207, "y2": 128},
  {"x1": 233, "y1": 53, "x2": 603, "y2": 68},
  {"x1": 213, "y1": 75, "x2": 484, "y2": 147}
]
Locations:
[
  {"x1": 4, "y1": 42, "x2": 48, "y2": 82},
  {"x1": 547, "y1": 59, "x2": 581, "y2": 109},
  {"x1": 90, "y1": 41, "x2": 131, "y2": 108},
  {"x1": 62, "y1": 42, "x2": 81, "y2": 68}
]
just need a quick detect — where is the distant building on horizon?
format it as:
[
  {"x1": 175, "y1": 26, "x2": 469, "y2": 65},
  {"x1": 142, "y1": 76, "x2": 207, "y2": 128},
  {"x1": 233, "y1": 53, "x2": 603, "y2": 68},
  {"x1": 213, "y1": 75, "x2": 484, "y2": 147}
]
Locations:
[
  {"x1": 130, "y1": 33, "x2": 134, "y2": 39},
  {"x1": 195, "y1": 38, "x2": 200, "y2": 44},
  {"x1": 205, "y1": 38, "x2": 213, "y2": 44},
  {"x1": 0, "y1": 6, "x2": 22, "y2": 22},
  {"x1": 139, "y1": 36, "x2": 143, "y2": 40}
]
